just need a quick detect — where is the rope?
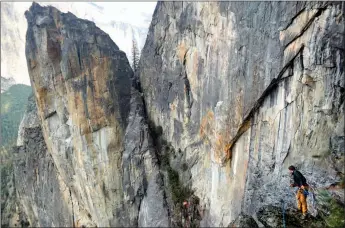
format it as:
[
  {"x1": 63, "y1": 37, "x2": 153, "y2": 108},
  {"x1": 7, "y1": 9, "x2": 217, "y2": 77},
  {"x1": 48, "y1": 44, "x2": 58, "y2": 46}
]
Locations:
[
  {"x1": 281, "y1": 199, "x2": 286, "y2": 228},
  {"x1": 307, "y1": 185, "x2": 318, "y2": 215}
]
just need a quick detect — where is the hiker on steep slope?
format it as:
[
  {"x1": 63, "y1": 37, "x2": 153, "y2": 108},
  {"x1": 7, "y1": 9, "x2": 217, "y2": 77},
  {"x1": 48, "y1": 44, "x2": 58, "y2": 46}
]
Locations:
[{"x1": 288, "y1": 165, "x2": 309, "y2": 219}]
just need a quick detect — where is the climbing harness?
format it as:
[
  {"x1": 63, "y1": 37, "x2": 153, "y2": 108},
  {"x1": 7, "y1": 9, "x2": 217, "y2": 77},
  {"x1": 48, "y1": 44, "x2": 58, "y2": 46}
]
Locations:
[{"x1": 281, "y1": 199, "x2": 286, "y2": 228}]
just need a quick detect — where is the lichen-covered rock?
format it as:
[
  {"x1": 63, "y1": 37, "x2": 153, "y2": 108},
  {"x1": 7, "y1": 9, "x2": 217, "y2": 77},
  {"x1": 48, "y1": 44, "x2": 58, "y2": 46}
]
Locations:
[
  {"x1": 228, "y1": 213, "x2": 259, "y2": 228},
  {"x1": 256, "y1": 205, "x2": 326, "y2": 228},
  {"x1": 1, "y1": 157, "x2": 24, "y2": 228},
  {"x1": 13, "y1": 94, "x2": 71, "y2": 227},
  {"x1": 22, "y1": 2, "x2": 169, "y2": 227},
  {"x1": 139, "y1": 1, "x2": 344, "y2": 226}
]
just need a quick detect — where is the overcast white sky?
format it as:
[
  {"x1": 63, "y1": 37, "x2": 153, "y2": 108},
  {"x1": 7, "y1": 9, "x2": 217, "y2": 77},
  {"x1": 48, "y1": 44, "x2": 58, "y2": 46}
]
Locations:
[
  {"x1": 90, "y1": 2, "x2": 157, "y2": 27},
  {"x1": 1, "y1": 2, "x2": 157, "y2": 85},
  {"x1": 15, "y1": 2, "x2": 157, "y2": 27}
]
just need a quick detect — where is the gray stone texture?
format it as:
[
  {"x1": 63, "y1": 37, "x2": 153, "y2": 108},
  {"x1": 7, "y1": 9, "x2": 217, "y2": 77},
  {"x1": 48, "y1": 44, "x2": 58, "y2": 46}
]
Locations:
[
  {"x1": 9, "y1": 1, "x2": 344, "y2": 227},
  {"x1": 13, "y1": 94, "x2": 72, "y2": 227},
  {"x1": 139, "y1": 1, "x2": 344, "y2": 226},
  {"x1": 17, "y1": 2, "x2": 169, "y2": 227}
]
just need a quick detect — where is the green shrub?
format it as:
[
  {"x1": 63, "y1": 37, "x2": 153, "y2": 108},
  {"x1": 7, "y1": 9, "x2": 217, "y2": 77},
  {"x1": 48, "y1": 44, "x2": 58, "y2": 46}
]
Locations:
[
  {"x1": 325, "y1": 198, "x2": 345, "y2": 228},
  {"x1": 317, "y1": 189, "x2": 345, "y2": 228},
  {"x1": 168, "y1": 166, "x2": 193, "y2": 204},
  {"x1": 146, "y1": 117, "x2": 194, "y2": 214},
  {"x1": 161, "y1": 151, "x2": 170, "y2": 168}
]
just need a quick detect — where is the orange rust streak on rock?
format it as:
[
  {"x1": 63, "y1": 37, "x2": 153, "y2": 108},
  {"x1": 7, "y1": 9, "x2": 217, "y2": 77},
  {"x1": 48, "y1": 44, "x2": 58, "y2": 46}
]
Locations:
[
  {"x1": 177, "y1": 41, "x2": 187, "y2": 63},
  {"x1": 36, "y1": 87, "x2": 53, "y2": 118},
  {"x1": 214, "y1": 133, "x2": 226, "y2": 163},
  {"x1": 225, "y1": 119, "x2": 251, "y2": 161},
  {"x1": 199, "y1": 110, "x2": 214, "y2": 139},
  {"x1": 29, "y1": 59, "x2": 37, "y2": 69},
  {"x1": 37, "y1": 87, "x2": 48, "y2": 108},
  {"x1": 64, "y1": 56, "x2": 114, "y2": 136}
]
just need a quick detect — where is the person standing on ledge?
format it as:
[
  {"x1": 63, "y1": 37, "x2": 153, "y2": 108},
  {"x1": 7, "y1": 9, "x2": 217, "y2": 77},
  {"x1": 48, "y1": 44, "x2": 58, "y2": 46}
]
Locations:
[{"x1": 288, "y1": 165, "x2": 309, "y2": 219}]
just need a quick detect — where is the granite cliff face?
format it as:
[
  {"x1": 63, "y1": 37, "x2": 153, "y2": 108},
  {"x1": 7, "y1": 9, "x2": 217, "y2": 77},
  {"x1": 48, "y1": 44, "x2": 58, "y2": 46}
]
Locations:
[
  {"x1": 139, "y1": 1, "x2": 344, "y2": 226},
  {"x1": 7, "y1": 1, "x2": 344, "y2": 227},
  {"x1": 16, "y1": 3, "x2": 168, "y2": 227}
]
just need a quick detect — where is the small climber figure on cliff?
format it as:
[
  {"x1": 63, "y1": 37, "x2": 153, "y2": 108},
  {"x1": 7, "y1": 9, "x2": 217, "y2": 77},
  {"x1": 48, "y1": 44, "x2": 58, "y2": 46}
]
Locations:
[
  {"x1": 182, "y1": 200, "x2": 190, "y2": 227},
  {"x1": 288, "y1": 165, "x2": 309, "y2": 219},
  {"x1": 181, "y1": 196, "x2": 202, "y2": 228}
]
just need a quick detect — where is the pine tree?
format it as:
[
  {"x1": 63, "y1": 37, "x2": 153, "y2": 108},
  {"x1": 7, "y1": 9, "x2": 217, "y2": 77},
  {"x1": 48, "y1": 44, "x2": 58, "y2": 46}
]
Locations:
[{"x1": 131, "y1": 37, "x2": 140, "y2": 72}]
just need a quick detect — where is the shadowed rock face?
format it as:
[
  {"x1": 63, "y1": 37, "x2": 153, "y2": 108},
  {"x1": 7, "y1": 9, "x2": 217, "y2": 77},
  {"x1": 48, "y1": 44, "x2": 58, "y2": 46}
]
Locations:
[
  {"x1": 139, "y1": 1, "x2": 344, "y2": 226},
  {"x1": 21, "y1": 2, "x2": 169, "y2": 227},
  {"x1": 228, "y1": 213, "x2": 259, "y2": 228},
  {"x1": 14, "y1": 94, "x2": 71, "y2": 227},
  {"x1": 256, "y1": 205, "x2": 326, "y2": 228}
]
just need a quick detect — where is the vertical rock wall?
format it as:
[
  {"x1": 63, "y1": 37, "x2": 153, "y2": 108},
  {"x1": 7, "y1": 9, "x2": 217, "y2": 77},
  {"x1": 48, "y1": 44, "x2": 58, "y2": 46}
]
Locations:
[
  {"x1": 139, "y1": 1, "x2": 344, "y2": 226},
  {"x1": 21, "y1": 2, "x2": 169, "y2": 227}
]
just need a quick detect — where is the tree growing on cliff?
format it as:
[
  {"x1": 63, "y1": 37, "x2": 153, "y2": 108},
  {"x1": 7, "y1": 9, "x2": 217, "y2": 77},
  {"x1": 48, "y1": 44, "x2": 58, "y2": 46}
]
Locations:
[{"x1": 131, "y1": 37, "x2": 140, "y2": 72}]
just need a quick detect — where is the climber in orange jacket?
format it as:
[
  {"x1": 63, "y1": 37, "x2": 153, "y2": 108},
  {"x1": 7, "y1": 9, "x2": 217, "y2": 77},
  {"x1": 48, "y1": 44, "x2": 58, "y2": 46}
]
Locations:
[{"x1": 288, "y1": 165, "x2": 309, "y2": 219}]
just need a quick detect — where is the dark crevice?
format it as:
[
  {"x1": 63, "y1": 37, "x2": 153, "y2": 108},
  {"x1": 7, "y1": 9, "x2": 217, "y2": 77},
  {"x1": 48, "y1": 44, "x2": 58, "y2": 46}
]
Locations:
[
  {"x1": 300, "y1": 45, "x2": 304, "y2": 73},
  {"x1": 225, "y1": 45, "x2": 305, "y2": 162},
  {"x1": 284, "y1": 6, "x2": 328, "y2": 49},
  {"x1": 168, "y1": 82, "x2": 173, "y2": 92},
  {"x1": 184, "y1": 76, "x2": 192, "y2": 108},
  {"x1": 183, "y1": 75, "x2": 193, "y2": 120},
  {"x1": 44, "y1": 110, "x2": 57, "y2": 119},
  {"x1": 182, "y1": 50, "x2": 194, "y2": 117},
  {"x1": 135, "y1": 81, "x2": 172, "y2": 224},
  {"x1": 77, "y1": 44, "x2": 82, "y2": 71},
  {"x1": 282, "y1": 142, "x2": 291, "y2": 165},
  {"x1": 135, "y1": 173, "x2": 147, "y2": 226},
  {"x1": 69, "y1": 188, "x2": 75, "y2": 228},
  {"x1": 182, "y1": 50, "x2": 188, "y2": 66},
  {"x1": 138, "y1": 82, "x2": 196, "y2": 226},
  {"x1": 281, "y1": 7, "x2": 306, "y2": 31}
]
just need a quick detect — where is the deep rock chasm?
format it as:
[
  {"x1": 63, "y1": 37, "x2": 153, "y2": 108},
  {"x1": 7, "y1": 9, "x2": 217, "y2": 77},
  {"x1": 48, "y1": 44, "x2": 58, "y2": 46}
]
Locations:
[{"x1": 2, "y1": 1, "x2": 344, "y2": 227}]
